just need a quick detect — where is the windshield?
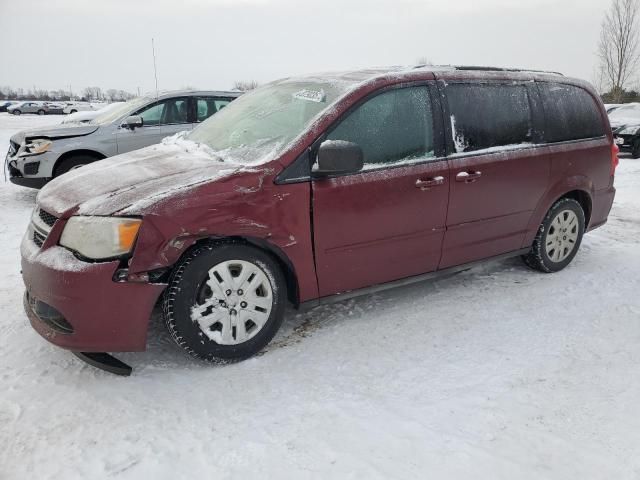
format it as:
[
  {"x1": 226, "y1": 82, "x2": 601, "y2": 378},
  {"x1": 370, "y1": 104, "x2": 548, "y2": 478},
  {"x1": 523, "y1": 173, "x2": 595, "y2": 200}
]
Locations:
[
  {"x1": 90, "y1": 97, "x2": 150, "y2": 125},
  {"x1": 187, "y1": 80, "x2": 352, "y2": 164}
]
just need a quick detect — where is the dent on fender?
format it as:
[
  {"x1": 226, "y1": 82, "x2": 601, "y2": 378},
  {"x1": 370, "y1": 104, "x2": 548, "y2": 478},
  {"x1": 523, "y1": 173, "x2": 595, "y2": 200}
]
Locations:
[{"x1": 126, "y1": 167, "x2": 301, "y2": 275}]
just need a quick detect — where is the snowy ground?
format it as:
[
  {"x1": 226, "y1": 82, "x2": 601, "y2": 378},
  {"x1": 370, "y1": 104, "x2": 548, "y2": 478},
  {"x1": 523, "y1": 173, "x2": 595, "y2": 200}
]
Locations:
[{"x1": 1, "y1": 111, "x2": 640, "y2": 479}]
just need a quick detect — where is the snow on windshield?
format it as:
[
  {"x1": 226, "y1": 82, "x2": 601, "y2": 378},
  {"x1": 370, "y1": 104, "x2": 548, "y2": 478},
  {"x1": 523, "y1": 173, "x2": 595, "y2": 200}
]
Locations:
[
  {"x1": 89, "y1": 96, "x2": 149, "y2": 125},
  {"x1": 186, "y1": 78, "x2": 358, "y2": 165},
  {"x1": 609, "y1": 104, "x2": 640, "y2": 124}
]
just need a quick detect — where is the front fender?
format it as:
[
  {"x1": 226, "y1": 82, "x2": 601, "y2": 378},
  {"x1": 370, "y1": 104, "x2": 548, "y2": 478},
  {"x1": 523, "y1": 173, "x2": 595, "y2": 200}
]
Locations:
[{"x1": 127, "y1": 177, "x2": 319, "y2": 303}]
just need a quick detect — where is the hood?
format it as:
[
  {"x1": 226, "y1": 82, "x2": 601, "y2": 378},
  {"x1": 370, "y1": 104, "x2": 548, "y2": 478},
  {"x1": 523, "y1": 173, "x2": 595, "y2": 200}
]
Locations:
[
  {"x1": 610, "y1": 119, "x2": 640, "y2": 132},
  {"x1": 37, "y1": 141, "x2": 250, "y2": 216},
  {"x1": 10, "y1": 124, "x2": 99, "y2": 144}
]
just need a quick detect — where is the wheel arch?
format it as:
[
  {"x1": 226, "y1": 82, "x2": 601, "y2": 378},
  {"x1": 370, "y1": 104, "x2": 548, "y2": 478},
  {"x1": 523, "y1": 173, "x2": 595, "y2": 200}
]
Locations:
[
  {"x1": 53, "y1": 149, "x2": 106, "y2": 176},
  {"x1": 559, "y1": 189, "x2": 592, "y2": 228},
  {"x1": 170, "y1": 235, "x2": 301, "y2": 307},
  {"x1": 523, "y1": 178, "x2": 594, "y2": 249}
]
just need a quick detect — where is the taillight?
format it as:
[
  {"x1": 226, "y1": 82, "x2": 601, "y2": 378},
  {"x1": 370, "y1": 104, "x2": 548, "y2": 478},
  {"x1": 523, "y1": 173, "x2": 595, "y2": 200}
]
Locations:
[{"x1": 611, "y1": 143, "x2": 619, "y2": 176}]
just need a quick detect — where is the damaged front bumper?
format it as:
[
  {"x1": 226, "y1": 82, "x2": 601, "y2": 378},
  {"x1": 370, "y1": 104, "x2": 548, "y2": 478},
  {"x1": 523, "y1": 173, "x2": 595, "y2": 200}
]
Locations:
[{"x1": 21, "y1": 225, "x2": 166, "y2": 369}]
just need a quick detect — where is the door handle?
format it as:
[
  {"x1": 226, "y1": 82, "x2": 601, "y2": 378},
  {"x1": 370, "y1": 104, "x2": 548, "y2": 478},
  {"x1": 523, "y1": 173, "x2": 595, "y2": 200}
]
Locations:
[
  {"x1": 455, "y1": 171, "x2": 482, "y2": 183},
  {"x1": 415, "y1": 176, "x2": 445, "y2": 190}
]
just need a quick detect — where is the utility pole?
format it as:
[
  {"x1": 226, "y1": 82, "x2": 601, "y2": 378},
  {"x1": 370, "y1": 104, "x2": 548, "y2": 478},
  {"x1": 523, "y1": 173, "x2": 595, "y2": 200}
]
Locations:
[{"x1": 152, "y1": 38, "x2": 159, "y2": 100}]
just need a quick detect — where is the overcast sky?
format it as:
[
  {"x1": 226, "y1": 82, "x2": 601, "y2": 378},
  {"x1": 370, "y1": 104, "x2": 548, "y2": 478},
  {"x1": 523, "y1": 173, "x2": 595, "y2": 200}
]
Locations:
[{"x1": 0, "y1": 0, "x2": 608, "y2": 96}]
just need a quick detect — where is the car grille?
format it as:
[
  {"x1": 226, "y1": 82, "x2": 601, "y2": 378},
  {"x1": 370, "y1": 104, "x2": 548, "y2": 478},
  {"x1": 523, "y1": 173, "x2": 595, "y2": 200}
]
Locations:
[
  {"x1": 33, "y1": 230, "x2": 46, "y2": 248},
  {"x1": 29, "y1": 207, "x2": 57, "y2": 249},
  {"x1": 38, "y1": 209, "x2": 57, "y2": 228}
]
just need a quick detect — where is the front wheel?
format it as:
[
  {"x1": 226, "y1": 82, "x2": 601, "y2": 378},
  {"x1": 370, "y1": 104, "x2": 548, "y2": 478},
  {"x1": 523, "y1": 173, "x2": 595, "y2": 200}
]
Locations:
[
  {"x1": 37, "y1": 109, "x2": 45, "y2": 115},
  {"x1": 54, "y1": 154, "x2": 99, "y2": 177},
  {"x1": 13, "y1": 110, "x2": 21, "y2": 115},
  {"x1": 163, "y1": 242, "x2": 287, "y2": 363},
  {"x1": 522, "y1": 198, "x2": 585, "y2": 273}
]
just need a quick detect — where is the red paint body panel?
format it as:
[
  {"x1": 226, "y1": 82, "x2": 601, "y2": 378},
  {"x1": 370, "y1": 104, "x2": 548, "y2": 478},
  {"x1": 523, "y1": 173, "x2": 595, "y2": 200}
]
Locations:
[
  {"x1": 312, "y1": 160, "x2": 449, "y2": 296},
  {"x1": 440, "y1": 147, "x2": 550, "y2": 268},
  {"x1": 22, "y1": 246, "x2": 165, "y2": 352}
]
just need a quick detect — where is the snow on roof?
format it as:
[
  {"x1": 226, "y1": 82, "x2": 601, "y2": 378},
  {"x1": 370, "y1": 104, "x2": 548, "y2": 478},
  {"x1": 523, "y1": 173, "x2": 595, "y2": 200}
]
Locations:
[{"x1": 273, "y1": 65, "x2": 566, "y2": 92}]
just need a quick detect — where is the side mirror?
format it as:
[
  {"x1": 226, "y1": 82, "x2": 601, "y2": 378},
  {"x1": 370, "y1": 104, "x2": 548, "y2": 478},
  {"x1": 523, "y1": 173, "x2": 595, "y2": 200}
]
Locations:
[
  {"x1": 313, "y1": 140, "x2": 364, "y2": 177},
  {"x1": 124, "y1": 115, "x2": 143, "y2": 129}
]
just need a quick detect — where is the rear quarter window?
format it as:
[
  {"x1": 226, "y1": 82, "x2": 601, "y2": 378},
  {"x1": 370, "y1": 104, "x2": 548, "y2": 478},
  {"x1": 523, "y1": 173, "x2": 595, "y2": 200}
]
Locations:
[{"x1": 539, "y1": 83, "x2": 606, "y2": 143}]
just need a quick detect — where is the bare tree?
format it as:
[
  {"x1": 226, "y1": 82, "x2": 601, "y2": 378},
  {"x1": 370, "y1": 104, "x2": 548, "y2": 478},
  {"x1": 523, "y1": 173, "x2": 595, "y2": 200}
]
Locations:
[
  {"x1": 415, "y1": 56, "x2": 433, "y2": 66},
  {"x1": 233, "y1": 80, "x2": 259, "y2": 91},
  {"x1": 598, "y1": 0, "x2": 640, "y2": 102},
  {"x1": 106, "y1": 89, "x2": 118, "y2": 102}
]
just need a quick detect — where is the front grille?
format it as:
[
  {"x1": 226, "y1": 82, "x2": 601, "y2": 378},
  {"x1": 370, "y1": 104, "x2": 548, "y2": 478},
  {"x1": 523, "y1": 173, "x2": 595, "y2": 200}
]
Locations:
[
  {"x1": 38, "y1": 209, "x2": 57, "y2": 228},
  {"x1": 33, "y1": 230, "x2": 46, "y2": 248}
]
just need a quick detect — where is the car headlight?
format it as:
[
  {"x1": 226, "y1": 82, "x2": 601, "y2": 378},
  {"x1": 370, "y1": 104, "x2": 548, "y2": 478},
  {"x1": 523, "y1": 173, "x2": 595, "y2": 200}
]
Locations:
[
  {"x1": 618, "y1": 126, "x2": 640, "y2": 135},
  {"x1": 59, "y1": 216, "x2": 142, "y2": 260},
  {"x1": 19, "y1": 138, "x2": 52, "y2": 156}
]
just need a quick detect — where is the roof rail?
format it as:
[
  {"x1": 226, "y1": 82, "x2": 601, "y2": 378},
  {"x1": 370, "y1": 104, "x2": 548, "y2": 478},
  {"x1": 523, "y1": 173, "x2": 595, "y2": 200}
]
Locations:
[{"x1": 452, "y1": 65, "x2": 564, "y2": 76}]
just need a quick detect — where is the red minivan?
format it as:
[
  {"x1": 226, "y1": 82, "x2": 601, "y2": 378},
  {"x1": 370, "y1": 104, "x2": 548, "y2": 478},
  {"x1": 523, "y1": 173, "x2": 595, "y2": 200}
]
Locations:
[{"x1": 21, "y1": 66, "x2": 617, "y2": 374}]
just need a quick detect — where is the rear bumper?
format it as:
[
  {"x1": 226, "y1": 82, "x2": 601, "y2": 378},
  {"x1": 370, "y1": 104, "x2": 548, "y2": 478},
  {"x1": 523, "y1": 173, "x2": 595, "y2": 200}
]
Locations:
[{"x1": 21, "y1": 238, "x2": 166, "y2": 352}]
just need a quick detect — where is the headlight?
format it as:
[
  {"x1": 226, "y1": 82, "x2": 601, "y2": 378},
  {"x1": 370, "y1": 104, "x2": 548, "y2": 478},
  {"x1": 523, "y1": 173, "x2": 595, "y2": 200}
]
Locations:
[
  {"x1": 59, "y1": 216, "x2": 142, "y2": 260},
  {"x1": 618, "y1": 126, "x2": 640, "y2": 135},
  {"x1": 19, "y1": 139, "x2": 52, "y2": 156}
]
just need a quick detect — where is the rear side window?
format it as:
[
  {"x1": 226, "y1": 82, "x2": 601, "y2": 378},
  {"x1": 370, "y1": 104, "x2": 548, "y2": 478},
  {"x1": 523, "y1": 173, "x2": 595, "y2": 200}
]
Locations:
[
  {"x1": 539, "y1": 83, "x2": 606, "y2": 142},
  {"x1": 445, "y1": 84, "x2": 533, "y2": 154},
  {"x1": 326, "y1": 86, "x2": 434, "y2": 167}
]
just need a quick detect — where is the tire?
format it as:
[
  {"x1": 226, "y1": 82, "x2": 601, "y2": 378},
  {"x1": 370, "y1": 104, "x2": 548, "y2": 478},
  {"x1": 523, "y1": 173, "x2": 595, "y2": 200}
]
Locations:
[
  {"x1": 37, "y1": 109, "x2": 45, "y2": 115},
  {"x1": 633, "y1": 139, "x2": 640, "y2": 159},
  {"x1": 70, "y1": 109, "x2": 77, "y2": 114},
  {"x1": 13, "y1": 110, "x2": 21, "y2": 115},
  {"x1": 54, "y1": 154, "x2": 99, "y2": 177},
  {"x1": 522, "y1": 198, "x2": 585, "y2": 273},
  {"x1": 163, "y1": 241, "x2": 287, "y2": 363}
]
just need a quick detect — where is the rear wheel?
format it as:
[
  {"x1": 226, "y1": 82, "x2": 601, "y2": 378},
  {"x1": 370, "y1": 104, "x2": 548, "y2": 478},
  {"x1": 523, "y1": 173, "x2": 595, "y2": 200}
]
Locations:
[
  {"x1": 163, "y1": 242, "x2": 287, "y2": 362},
  {"x1": 13, "y1": 110, "x2": 21, "y2": 115},
  {"x1": 54, "y1": 154, "x2": 99, "y2": 177},
  {"x1": 70, "y1": 109, "x2": 77, "y2": 114},
  {"x1": 522, "y1": 198, "x2": 585, "y2": 273}
]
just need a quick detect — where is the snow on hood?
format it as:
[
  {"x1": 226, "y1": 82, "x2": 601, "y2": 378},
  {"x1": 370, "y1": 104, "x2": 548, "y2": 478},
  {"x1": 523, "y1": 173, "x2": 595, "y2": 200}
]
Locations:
[
  {"x1": 10, "y1": 123, "x2": 99, "y2": 143},
  {"x1": 36, "y1": 137, "x2": 254, "y2": 216},
  {"x1": 609, "y1": 116, "x2": 640, "y2": 130}
]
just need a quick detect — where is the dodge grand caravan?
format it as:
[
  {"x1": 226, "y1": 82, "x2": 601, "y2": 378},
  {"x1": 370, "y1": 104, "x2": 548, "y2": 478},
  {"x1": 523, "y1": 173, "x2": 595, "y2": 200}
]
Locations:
[
  {"x1": 21, "y1": 66, "x2": 617, "y2": 375},
  {"x1": 7, "y1": 90, "x2": 240, "y2": 188}
]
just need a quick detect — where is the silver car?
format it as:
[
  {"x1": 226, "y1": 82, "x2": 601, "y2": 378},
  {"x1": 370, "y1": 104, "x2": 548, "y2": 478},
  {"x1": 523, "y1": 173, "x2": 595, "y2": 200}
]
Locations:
[
  {"x1": 6, "y1": 90, "x2": 240, "y2": 188},
  {"x1": 8, "y1": 101, "x2": 47, "y2": 115}
]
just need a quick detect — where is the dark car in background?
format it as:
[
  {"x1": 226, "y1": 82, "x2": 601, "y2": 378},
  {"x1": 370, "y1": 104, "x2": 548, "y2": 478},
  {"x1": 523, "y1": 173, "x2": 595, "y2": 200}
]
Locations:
[
  {"x1": 19, "y1": 65, "x2": 617, "y2": 374},
  {"x1": 610, "y1": 103, "x2": 640, "y2": 157},
  {"x1": 0, "y1": 100, "x2": 18, "y2": 112}
]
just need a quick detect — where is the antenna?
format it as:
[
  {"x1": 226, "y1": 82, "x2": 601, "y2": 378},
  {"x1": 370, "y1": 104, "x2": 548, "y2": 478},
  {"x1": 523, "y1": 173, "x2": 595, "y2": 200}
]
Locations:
[{"x1": 152, "y1": 38, "x2": 159, "y2": 99}]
